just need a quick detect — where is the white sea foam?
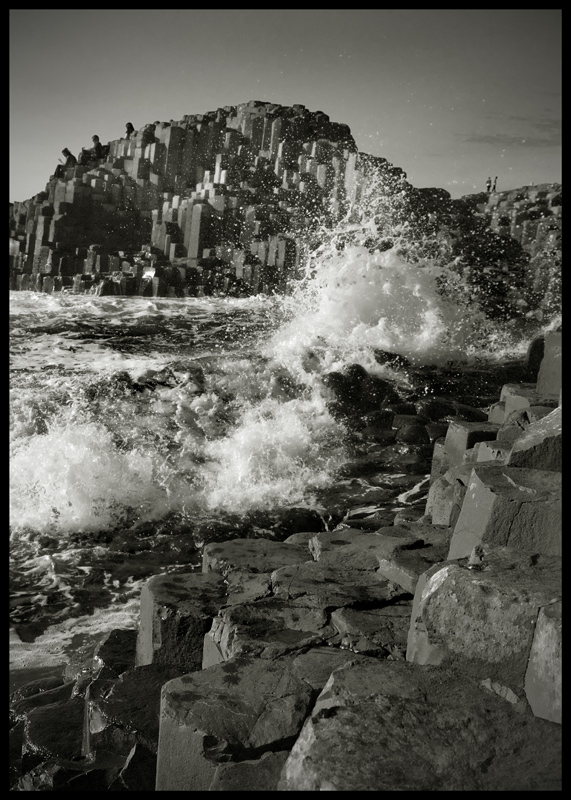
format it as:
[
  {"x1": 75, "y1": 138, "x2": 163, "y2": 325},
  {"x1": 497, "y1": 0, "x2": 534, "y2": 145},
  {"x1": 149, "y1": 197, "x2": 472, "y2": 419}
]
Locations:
[
  {"x1": 10, "y1": 421, "x2": 182, "y2": 533},
  {"x1": 8, "y1": 240, "x2": 533, "y2": 541},
  {"x1": 8, "y1": 186, "x2": 543, "y2": 542},
  {"x1": 266, "y1": 241, "x2": 512, "y2": 381},
  {"x1": 198, "y1": 394, "x2": 344, "y2": 512}
]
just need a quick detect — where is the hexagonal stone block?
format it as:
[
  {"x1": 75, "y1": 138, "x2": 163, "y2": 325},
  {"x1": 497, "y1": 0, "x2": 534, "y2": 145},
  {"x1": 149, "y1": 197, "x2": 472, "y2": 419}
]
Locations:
[
  {"x1": 447, "y1": 465, "x2": 561, "y2": 560},
  {"x1": 203, "y1": 597, "x2": 331, "y2": 667},
  {"x1": 524, "y1": 600, "x2": 561, "y2": 724},
  {"x1": 271, "y1": 562, "x2": 409, "y2": 609},
  {"x1": 499, "y1": 382, "x2": 543, "y2": 418},
  {"x1": 507, "y1": 406, "x2": 561, "y2": 471},
  {"x1": 425, "y1": 465, "x2": 472, "y2": 526},
  {"x1": 156, "y1": 657, "x2": 314, "y2": 791},
  {"x1": 278, "y1": 659, "x2": 561, "y2": 791},
  {"x1": 309, "y1": 526, "x2": 423, "y2": 570},
  {"x1": 536, "y1": 331, "x2": 561, "y2": 399},
  {"x1": 443, "y1": 420, "x2": 500, "y2": 467},
  {"x1": 202, "y1": 538, "x2": 310, "y2": 576},
  {"x1": 135, "y1": 572, "x2": 227, "y2": 670},
  {"x1": 406, "y1": 547, "x2": 561, "y2": 691}
]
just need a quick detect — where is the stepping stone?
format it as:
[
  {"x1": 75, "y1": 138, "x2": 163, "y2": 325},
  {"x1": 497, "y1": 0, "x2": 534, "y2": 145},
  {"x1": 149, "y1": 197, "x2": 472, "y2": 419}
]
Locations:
[
  {"x1": 135, "y1": 572, "x2": 227, "y2": 670},
  {"x1": 329, "y1": 602, "x2": 412, "y2": 656},
  {"x1": 156, "y1": 657, "x2": 314, "y2": 791},
  {"x1": 203, "y1": 597, "x2": 332, "y2": 667},
  {"x1": 202, "y1": 538, "x2": 310, "y2": 575},
  {"x1": 406, "y1": 546, "x2": 561, "y2": 692},
  {"x1": 278, "y1": 659, "x2": 561, "y2": 791},
  {"x1": 271, "y1": 562, "x2": 410, "y2": 609},
  {"x1": 309, "y1": 526, "x2": 424, "y2": 570},
  {"x1": 447, "y1": 465, "x2": 561, "y2": 559}
]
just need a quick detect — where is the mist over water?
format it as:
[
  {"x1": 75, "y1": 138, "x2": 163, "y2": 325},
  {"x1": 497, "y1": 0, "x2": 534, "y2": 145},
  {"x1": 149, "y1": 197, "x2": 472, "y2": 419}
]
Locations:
[
  {"x1": 9, "y1": 252, "x2": 517, "y2": 539},
  {"x1": 270, "y1": 245, "x2": 484, "y2": 375},
  {"x1": 10, "y1": 188, "x2": 550, "y2": 645},
  {"x1": 10, "y1": 296, "x2": 282, "y2": 533}
]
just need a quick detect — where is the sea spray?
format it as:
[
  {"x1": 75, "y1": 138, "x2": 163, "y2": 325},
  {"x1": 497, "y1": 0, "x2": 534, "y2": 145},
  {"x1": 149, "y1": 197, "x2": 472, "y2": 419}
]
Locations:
[
  {"x1": 9, "y1": 229, "x2": 533, "y2": 542},
  {"x1": 267, "y1": 243, "x2": 493, "y2": 379},
  {"x1": 9, "y1": 297, "x2": 341, "y2": 538},
  {"x1": 264, "y1": 161, "x2": 532, "y2": 384},
  {"x1": 10, "y1": 421, "x2": 183, "y2": 534},
  {"x1": 9, "y1": 174, "x2": 552, "y2": 641},
  {"x1": 197, "y1": 394, "x2": 345, "y2": 513}
]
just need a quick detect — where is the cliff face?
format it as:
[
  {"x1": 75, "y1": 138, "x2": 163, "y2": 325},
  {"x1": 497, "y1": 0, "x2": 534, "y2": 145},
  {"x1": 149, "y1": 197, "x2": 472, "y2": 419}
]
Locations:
[
  {"x1": 8, "y1": 101, "x2": 562, "y2": 311},
  {"x1": 480, "y1": 185, "x2": 561, "y2": 248},
  {"x1": 462, "y1": 185, "x2": 562, "y2": 320},
  {"x1": 8, "y1": 101, "x2": 405, "y2": 296}
]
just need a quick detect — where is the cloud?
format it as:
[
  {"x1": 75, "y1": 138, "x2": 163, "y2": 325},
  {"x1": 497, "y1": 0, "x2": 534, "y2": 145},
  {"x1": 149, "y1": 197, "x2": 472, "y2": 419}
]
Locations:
[{"x1": 461, "y1": 116, "x2": 561, "y2": 148}]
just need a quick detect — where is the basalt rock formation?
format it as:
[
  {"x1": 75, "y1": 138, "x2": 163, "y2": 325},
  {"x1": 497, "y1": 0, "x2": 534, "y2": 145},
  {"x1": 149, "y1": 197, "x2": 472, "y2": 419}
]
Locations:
[
  {"x1": 9, "y1": 101, "x2": 403, "y2": 297},
  {"x1": 9, "y1": 101, "x2": 561, "y2": 318},
  {"x1": 10, "y1": 330, "x2": 561, "y2": 791}
]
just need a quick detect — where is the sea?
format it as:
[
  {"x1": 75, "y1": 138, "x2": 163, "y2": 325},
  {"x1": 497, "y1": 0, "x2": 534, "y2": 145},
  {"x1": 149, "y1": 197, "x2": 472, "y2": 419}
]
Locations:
[{"x1": 9, "y1": 204, "x2": 555, "y2": 674}]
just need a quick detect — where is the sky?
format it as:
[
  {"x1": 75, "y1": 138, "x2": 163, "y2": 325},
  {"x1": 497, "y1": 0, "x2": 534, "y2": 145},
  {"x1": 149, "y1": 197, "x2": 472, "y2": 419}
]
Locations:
[{"x1": 10, "y1": 9, "x2": 561, "y2": 203}]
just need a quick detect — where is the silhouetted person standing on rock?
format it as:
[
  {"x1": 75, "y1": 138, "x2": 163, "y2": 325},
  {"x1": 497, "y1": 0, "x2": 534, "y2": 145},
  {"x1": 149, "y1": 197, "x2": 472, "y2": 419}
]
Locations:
[
  {"x1": 486, "y1": 177, "x2": 492, "y2": 193},
  {"x1": 125, "y1": 122, "x2": 135, "y2": 139},
  {"x1": 492, "y1": 176, "x2": 497, "y2": 192}
]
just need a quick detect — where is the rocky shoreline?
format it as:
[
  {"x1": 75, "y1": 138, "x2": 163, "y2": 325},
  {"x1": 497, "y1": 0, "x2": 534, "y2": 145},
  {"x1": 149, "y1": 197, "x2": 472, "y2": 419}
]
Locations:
[
  {"x1": 9, "y1": 100, "x2": 562, "y2": 331},
  {"x1": 9, "y1": 329, "x2": 561, "y2": 791}
]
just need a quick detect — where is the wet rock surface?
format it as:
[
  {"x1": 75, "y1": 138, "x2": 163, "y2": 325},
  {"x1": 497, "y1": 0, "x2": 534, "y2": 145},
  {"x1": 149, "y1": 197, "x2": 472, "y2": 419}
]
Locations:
[
  {"x1": 9, "y1": 342, "x2": 562, "y2": 791},
  {"x1": 278, "y1": 660, "x2": 561, "y2": 791}
]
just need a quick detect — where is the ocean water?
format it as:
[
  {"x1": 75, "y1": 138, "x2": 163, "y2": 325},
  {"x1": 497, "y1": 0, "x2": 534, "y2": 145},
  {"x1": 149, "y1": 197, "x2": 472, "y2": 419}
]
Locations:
[{"x1": 10, "y1": 208, "x2": 549, "y2": 663}]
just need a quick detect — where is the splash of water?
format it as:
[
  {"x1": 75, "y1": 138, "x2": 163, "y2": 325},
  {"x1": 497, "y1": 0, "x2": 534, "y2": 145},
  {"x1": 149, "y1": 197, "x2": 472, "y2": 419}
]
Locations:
[
  {"x1": 265, "y1": 173, "x2": 529, "y2": 380},
  {"x1": 9, "y1": 171, "x2": 545, "y2": 542},
  {"x1": 197, "y1": 394, "x2": 345, "y2": 513},
  {"x1": 268, "y1": 243, "x2": 492, "y2": 378},
  {"x1": 10, "y1": 421, "x2": 183, "y2": 534}
]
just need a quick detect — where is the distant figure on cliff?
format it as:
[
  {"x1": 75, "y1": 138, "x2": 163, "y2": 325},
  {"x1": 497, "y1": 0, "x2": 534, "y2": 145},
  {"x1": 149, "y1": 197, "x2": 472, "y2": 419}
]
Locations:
[
  {"x1": 125, "y1": 122, "x2": 135, "y2": 139},
  {"x1": 54, "y1": 148, "x2": 77, "y2": 179},
  {"x1": 91, "y1": 135, "x2": 104, "y2": 159},
  {"x1": 78, "y1": 135, "x2": 104, "y2": 166},
  {"x1": 486, "y1": 177, "x2": 492, "y2": 193},
  {"x1": 492, "y1": 176, "x2": 498, "y2": 192}
]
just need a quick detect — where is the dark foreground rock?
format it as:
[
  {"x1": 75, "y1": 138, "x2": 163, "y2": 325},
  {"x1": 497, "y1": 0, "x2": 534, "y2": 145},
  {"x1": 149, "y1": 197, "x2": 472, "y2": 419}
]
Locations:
[
  {"x1": 9, "y1": 337, "x2": 562, "y2": 791},
  {"x1": 278, "y1": 659, "x2": 561, "y2": 791}
]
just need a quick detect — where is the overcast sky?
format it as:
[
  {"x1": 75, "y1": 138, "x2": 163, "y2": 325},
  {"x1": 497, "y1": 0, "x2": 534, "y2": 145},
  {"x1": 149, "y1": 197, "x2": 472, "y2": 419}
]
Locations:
[{"x1": 10, "y1": 9, "x2": 561, "y2": 203}]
